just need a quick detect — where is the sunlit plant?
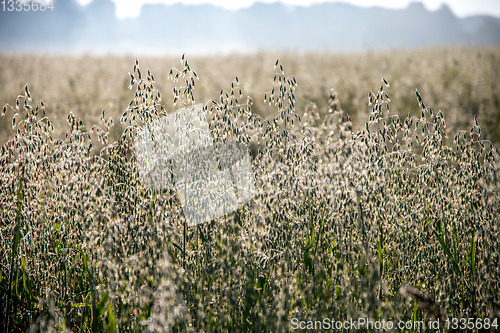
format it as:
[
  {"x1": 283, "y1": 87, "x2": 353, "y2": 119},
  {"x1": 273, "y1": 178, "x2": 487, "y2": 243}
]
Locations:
[{"x1": 0, "y1": 53, "x2": 499, "y2": 332}]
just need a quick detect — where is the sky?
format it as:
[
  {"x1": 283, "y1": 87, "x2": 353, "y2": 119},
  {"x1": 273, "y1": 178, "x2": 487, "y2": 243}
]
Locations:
[{"x1": 76, "y1": 0, "x2": 500, "y2": 19}]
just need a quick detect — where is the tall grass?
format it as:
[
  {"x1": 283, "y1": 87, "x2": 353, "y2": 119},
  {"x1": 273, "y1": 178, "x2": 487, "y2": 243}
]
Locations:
[
  {"x1": 1, "y1": 47, "x2": 500, "y2": 147},
  {"x1": 1, "y1": 52, "x2": 499, "y2": 332}
]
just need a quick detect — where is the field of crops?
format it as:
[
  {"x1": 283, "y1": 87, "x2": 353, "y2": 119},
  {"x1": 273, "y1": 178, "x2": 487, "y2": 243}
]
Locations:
[{"x1": 1, "y1": 47, "x2": 500, "y2": 332}]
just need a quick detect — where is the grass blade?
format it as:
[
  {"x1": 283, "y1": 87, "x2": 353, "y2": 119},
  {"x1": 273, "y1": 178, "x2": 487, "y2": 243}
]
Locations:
[
  {"x1": 107, "y1": 302, "x2": 118, "y2": 333},
  {"x1": 470, "y1": 230, "x2": 476, "y2": 280},
  {"x1": 21, "y1": 254, "x2": 32, "y2": 311},
  {"x1": 377, "y1": 234, "x2": 384, "y2": 276},
  {"x1": 434, "y1": 230, "x2": 460, "y2": 275},
  {"x1": 97, "y1": 292, "x2": 110, "y2": 317}
]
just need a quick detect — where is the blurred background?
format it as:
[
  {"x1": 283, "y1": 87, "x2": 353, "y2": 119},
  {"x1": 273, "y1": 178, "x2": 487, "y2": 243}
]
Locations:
[
  {"x1": 1, "y1": 0, "x2": 500, "y2": 146},
  {"x1": 1, "y1": 0, "x2": 500, "y2": 55}
]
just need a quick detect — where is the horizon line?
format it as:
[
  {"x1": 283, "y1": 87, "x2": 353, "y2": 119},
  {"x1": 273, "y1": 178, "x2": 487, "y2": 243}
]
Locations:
[{"x1": 75, "y1": 0, "x2": 500, "y2": 20}]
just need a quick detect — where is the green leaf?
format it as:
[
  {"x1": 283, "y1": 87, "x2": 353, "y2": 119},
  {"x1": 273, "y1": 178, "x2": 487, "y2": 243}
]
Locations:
[
  {"x1": 150, "y1": 193, "x2": 157, "y2": 209},
  {"x1": 377, "y1": 235, "x2": 384, "y2": 275},
  {"x1": 303, "y1": 251, "x2": 312, "y2": 275},
  {"x1": 81, "y1": 249, "x2": 88, "y2": 275},
  {"x1": 92, "y1": 287, "x2": 99, "y2": 333},
  {"x1": 96, "y1": 292, "x2": 109, "y2": 317},
  {"x1": 172, "y1": 242, "x2": 183, "y2": 253},
  {"x1": 21, "y1": 254, "x2": 32, "y2": 310},
  {"x1": 434, "y1": 230, "x2": 460, "y2": 275},
  {"x1": 12, "y1": 224, "x2": 21, "y2": 257},
  {"x1": 470, "y1": 230, "x2": 476, "y2": 280},
  {"x1": 107, "y1": 302, "x2": 118, "y2": 333},
  {"x1": 305, "y1": 233, "x2": 311, "y2": 252},
  {"x1": 423, "y1": 217, "x2": 432, "y2": 229},
  {"x1": 17, "y1": 176, "x2": 23, "y2": 202},
  {"x1": 309, "y1": 210, "x2": 315, "y2": 249},
  {"x1": 436, "y1": 217, "x2": 442, "y2": 234}
]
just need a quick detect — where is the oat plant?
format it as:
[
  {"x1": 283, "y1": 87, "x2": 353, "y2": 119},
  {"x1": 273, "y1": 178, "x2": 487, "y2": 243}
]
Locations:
[{"x1": 1, "y1": 54, "x2": 499, "y2": 332}]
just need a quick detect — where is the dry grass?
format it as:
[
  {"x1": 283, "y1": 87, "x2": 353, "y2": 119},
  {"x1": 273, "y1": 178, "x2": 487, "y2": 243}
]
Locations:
[{"x1": 1, "y1": 47, "x2": 499, "y2": 146}]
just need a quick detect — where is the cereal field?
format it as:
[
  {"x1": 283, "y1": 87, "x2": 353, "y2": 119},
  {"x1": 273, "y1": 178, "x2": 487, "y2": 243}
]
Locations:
[{"x1": 1, "y1": 47, "x2": 500, "y2": 332}]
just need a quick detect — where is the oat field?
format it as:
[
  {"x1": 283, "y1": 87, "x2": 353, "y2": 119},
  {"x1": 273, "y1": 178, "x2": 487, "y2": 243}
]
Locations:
[{"x1": 1, "y1": 47, "x2": 500, "y2": 332}]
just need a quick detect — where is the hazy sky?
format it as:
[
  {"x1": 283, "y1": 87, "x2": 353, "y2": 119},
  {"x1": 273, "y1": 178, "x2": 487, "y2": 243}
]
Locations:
[{"x1": 76, "y1": 0, "x2": 500, "y2": 19}]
